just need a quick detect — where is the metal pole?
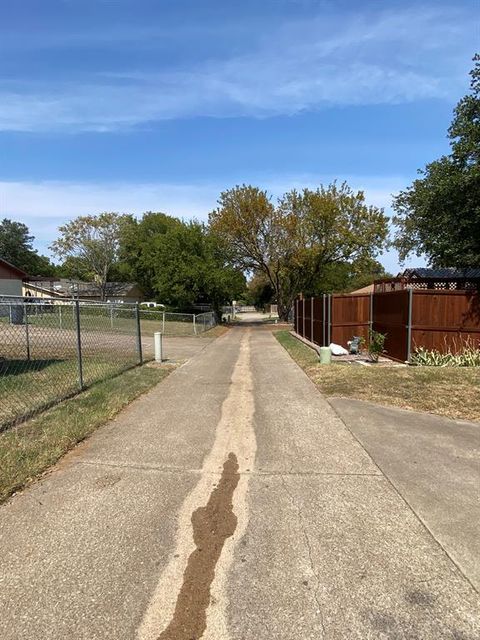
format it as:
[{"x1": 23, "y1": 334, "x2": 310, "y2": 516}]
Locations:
[
  {"x1": 369, "y1": 291, "x2": 374, "y2": 340},
  {"x1": 193, "y1": 314, "x2": 197, "y2": 335},
  {"x1": 406, "y1": 288, "x2": 413, "y2": 363},
  {"x1": 322, "y1": 295, "x2": 326, "y2": 346},
  {"x1": 74, "y1": 300, "x2": 84, "y2": 390},
  {"x1": 24, "y1": 302, "x2": 31, "y2": 361},
  {"x1": 327, "y1": 294, "x2": 332, "y2": 345},
  {"x1": 162, "y1": 311, "x2": 165, "y2": 333},
  {"x1": 59, "y1": 304, "x2": 63, "y2": 330},
  {"x1": 302, "y1": 298, "x2": 305, "y2": 337},
  {"x1": 154, "y1": 331, "x2": 163, "y2": 362},
  {"x1": 311, "y1": 297, "x2": 314, "y2": 343},
  {"x1": 135, "y1": 302, "x2": 143, "y2": 364}
]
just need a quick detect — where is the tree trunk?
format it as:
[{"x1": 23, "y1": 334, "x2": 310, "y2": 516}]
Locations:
[
  {"x1": 212, "y1": 301, "x2": 223, "y2": 324},
  {"x1": 277, "y1": 300, "x2": 292, "y2": 322}
]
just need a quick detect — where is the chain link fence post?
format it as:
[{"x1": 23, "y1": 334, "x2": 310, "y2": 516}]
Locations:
[
  {"x1": 24, "y1": 301, "x2": 31, "y2": 361},
  {"x1": 74, "y1": 300, "x2": 84, "y2": 390},
  {"x1": 135, "y1": 302, "x2": 143, "y2": 364}
]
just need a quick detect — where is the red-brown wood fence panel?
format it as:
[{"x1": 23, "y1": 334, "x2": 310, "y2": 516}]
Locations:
[
  {"x1": 304, "y1": 297, "x2": 312, "y2": 341},
  {"x1": 372, "y1": 290, "x2": 410, "y2": 361},
  {"x1": 411, "y1": 290, "x2": 480, "y2": 352},
  {"x1": 330, "y1": 294, "x2": 371, "y2": 347},
  {"x1": 312, "y1": 297, "x2": 325, "y2": 346},
  {"x1": 294, "y1": 289, "x2": 480, "y2": 361},
  {"x1": 295, "y1": 298, "x2": 303, "y2": 335}
]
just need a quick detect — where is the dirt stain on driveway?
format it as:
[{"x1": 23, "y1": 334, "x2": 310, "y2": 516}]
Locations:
[{"x1": 158, "y1": 453, "x2": 240, "y2": 640}]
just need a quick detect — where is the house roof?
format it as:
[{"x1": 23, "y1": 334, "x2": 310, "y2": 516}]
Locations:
[
  {"x1": 0, "y1": 257, "x2": 28, "y2": 278},
  {"x1": 402, "y1": 268, "x2": 480, "y2": 280},
  {"x1": 23, "y1": 281, "x2": 66, "y2": 297},
  {"x1": 80, "y1": 282, "x2": 141, "y2": 297},
  {"x1": 349, "y1": 283, "x2": 374, "y2": 294},
  {"x1": 24, "y1": 279, "x2": 142, "y2": 297}
]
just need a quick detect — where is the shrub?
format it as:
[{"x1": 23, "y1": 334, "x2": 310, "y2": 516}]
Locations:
[
  {"x1": 368, "y1": 329, "x2": 387, "y2": 362},
  {"x1": 411, "y1": 338, "x2": 480, "y2": 367}
]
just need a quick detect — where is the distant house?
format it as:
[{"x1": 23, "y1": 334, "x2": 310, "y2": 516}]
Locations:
[
  {"x1": 402, "y1": 268, "x2": 480, "y2": 288},
  {"x1": 375, "y1": 268, "x2": 480, "y2": 292},
  {"x1": 349, "y1": 283, "x2": 374, "y2": 295},
  {"x1": 23, "y1": 278, "x2": 144, "y2": 303},
  {"x1": 23, "y1": 280, "x2": 66, "y2": 299},
  {"x1": 85, "y1": 282, "x2": 145, "y2": 304},
  {"x1": 0, "y1": 258, "x2": 27, "y2": 296}
]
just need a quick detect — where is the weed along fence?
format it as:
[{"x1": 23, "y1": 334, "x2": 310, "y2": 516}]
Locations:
[
  {"x1": 0, "y1": 297, "x2": 216, "y2": 430},
  {"x1": 295, "y1": 289, "x2": 480, "y2": 362}
]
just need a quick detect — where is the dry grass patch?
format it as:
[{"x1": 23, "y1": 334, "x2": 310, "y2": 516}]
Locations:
[
  {"x1": 275, "y1": 331, "x2": 480, "y2": 422},
  {"x1": 201, "y1": 324, "x2": 230, "y2": 338},
  {"x1": 0, "y1": 364, "x2": 171, "y2": 503}
]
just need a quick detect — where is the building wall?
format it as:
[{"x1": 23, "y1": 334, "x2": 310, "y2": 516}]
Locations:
[
  {"x1": 23, "y1": 284, "x2": 59, "y2": 299},
  {"x1": 0, "y1": 278, "x2": 23, "y2": 296},
  {"x1": 0, "y1": 263, "x2": 23, "y2": 279}
]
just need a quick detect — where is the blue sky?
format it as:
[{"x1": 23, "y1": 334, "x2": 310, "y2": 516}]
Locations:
[{"x1": 1, "y1": 0, "x2": 478, "y2": 272}]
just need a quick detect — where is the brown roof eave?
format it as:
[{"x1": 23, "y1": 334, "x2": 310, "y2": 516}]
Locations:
[{"x1": 0, "y1": 257, "x2": 28, "y2": 278}]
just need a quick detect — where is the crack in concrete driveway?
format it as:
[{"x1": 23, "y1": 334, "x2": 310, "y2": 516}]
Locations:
[{"x1": 158, "y1": 453, "x2": 240, "y2": 640}]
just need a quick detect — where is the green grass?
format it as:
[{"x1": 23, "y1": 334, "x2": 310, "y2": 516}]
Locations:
[
  {"x1": 275, "y1": 330, "x2": 480, "y2": 422},
  {"x1": 0, "y1": 355, "x2": 139, "y2": 429},
  {"x1": 19, "y1": 310, "x2": 195, "y2": 336},
  {"x1": 275, "y1": 330, "x2": 319, "y2": 368},
  {"x1": 0, "y1": 364, "x2": 171, "y2": 503},
  {"x1": 0, "y1": 315, "x2": 219, "y2": 430}
]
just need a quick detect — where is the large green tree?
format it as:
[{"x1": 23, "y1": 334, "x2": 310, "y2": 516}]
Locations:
[
  {"x1": 120, "y1": 213, "x2": 245, "y2": 317},
  {"x1": 50, "y1": 212, "x2": 131, "y2": 300},
  {"x1": 246, "y1": 272, "x2": 275, "y2": 309},
  {"x1": 0, "y1": 219, "x2": 56, "y2": 276},
  {"x1": 308, "y1": 258, "x2": 391, "y2": 295},
  {"x1": 246, "y1": 259, "x2": 389, "y2": 308},
  {"x1": 209, "y1": 182, "x2": 388, "y2": 320},
  {"x1": 119, "y1": 212, "x2": 181, "y2": 298},
  {"x1": 393, "y1": 55, "x2": 480, "y2": 267}
]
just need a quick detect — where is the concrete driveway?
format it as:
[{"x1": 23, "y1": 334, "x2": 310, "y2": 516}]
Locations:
[
  {"x1": 0, "y1": 326, "x2": 478, "y2": 639},
  {"x1": 330, "y1": 398, "x2": 480, "y2": 592}
]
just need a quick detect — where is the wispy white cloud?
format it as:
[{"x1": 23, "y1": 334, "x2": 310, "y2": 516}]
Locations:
[
  {"x1": 0, "y1": 5, "x2": 475, "y2": 131},
  {"x1": 0, "y1": 175, "x2": 418, "y2": 273},
  {"x1": 0, "y1": 175, "x2": 406, "y2": 221}
]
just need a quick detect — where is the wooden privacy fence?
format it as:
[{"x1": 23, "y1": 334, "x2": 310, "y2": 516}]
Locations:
[{"x1": 295, "y1": 289, "x2": 480, "y2": 362}]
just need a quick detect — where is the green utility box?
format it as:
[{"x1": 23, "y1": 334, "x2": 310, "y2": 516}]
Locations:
[{"x1": 319, "y1": 346, "x2": 332, "y2": 365}]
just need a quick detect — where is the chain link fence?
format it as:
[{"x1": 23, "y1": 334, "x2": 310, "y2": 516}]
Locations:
[
  {"x1": 0, "y1": 297, "x2": 216, "y2": 430},
  {"x1": 193, "y1": 311, "x2": 216, "y2": 334},
  {"x1": 139, "y1": 309, "x2": 216, "y2": 336}
]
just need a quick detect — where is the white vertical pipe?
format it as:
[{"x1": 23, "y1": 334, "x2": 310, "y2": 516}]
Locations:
[{"x1": 154, "y1": 331, "x2": 163, "y2": 362}]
